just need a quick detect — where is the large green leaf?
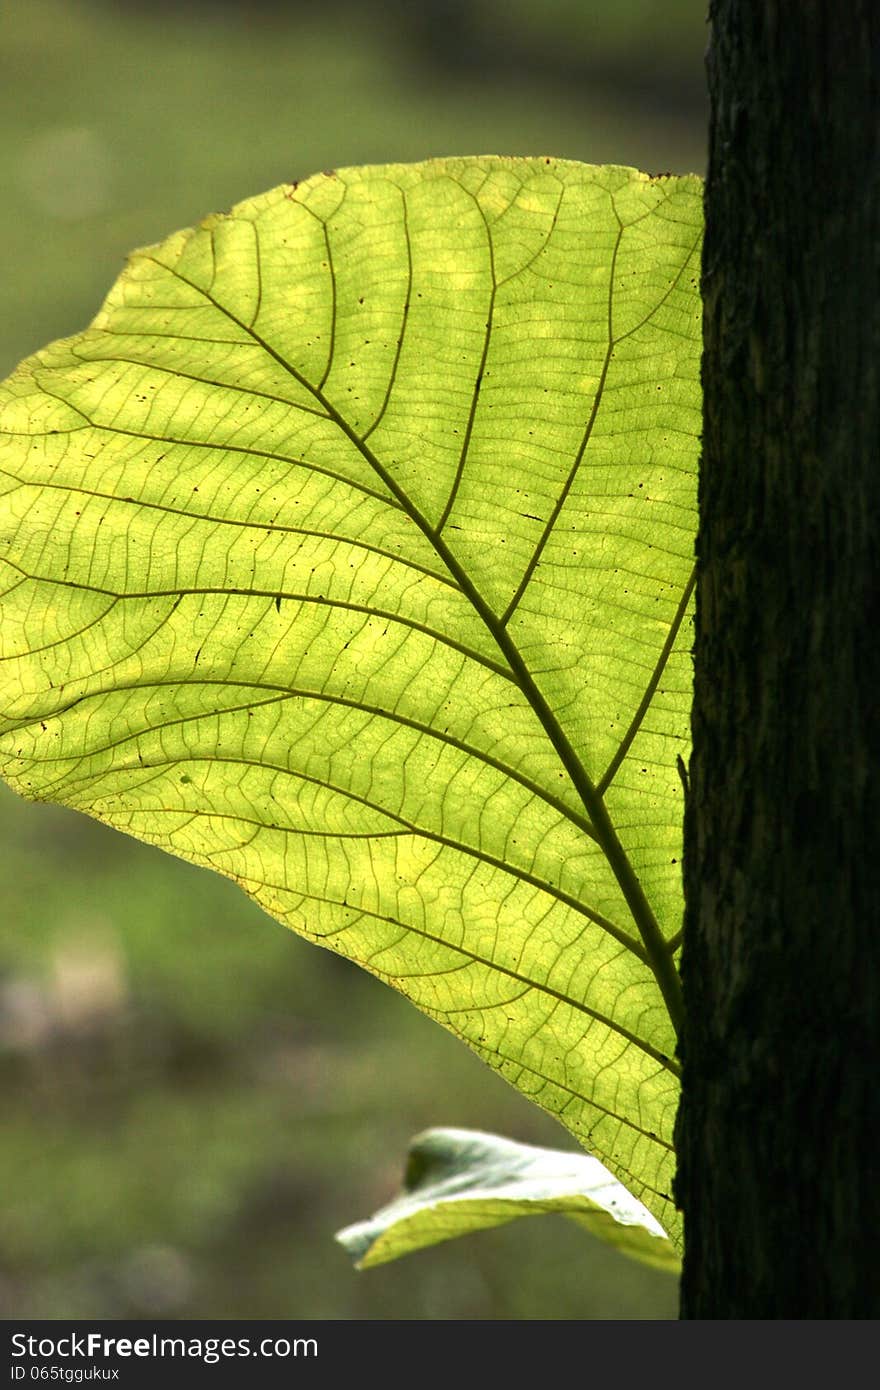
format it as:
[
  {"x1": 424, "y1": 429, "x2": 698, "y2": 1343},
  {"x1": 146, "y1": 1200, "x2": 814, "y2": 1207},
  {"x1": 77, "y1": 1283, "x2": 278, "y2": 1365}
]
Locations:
[
  {"x1": 337, "y1": 1127, "x2": 680, "y2": 1274},
  {"x1": 0, "y1": 157, "x2": 701, "y2": 1246}
]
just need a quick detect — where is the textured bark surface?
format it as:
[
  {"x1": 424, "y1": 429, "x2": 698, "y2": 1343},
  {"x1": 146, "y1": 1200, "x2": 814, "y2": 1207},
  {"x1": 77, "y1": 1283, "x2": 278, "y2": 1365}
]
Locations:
[{"x1": 676, "y1": 4, "x2": 880, "y2": 1316}]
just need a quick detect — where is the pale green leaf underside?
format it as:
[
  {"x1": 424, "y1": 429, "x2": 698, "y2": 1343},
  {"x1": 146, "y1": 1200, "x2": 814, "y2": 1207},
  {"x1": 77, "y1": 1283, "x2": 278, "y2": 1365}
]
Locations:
[
  {"x1": 0, "y1": 157, "x2": 701, "y2": 1244},
  {"x1": 336, "y1": 1127, "x2": 680, "y2": 1274}
]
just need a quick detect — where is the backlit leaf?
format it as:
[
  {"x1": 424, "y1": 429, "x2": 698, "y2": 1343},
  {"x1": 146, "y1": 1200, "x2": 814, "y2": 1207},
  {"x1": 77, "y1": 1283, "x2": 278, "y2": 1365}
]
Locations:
[{"x1": 0, "y1": 157, "x2": 701, "y2": 1246}]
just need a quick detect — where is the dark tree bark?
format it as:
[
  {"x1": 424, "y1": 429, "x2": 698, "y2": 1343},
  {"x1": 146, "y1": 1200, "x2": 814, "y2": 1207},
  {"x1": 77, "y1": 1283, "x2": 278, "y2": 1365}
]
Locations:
[{"x1": 676, "y1": 4, "x2": 880, "y2": 1316}]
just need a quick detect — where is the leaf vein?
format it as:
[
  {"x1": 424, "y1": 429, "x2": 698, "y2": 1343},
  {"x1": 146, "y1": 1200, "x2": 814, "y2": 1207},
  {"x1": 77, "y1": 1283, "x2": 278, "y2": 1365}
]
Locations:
[
  {"x1": 597, "y1": 562, "x2": 696, "y2": 795},
  {"x1": 361, "y1": 186, "x2": 413, "y2": 442},
  {"x1": 12, "y1": 672, "x2": 597, "y2": 844}
]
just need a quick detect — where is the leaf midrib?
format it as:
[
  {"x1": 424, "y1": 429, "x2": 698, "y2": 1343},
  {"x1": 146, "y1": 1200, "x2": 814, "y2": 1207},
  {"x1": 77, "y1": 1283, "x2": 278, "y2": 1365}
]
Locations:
[{"x1": 127, "y1": 211, "x2": 685, "y2": 1033}]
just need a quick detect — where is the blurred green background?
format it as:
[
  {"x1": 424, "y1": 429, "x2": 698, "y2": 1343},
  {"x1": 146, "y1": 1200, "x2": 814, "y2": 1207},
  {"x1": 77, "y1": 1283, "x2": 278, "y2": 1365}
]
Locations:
[{"x1": 0, "y1": 0, "x2": 704, "y2": 1320}]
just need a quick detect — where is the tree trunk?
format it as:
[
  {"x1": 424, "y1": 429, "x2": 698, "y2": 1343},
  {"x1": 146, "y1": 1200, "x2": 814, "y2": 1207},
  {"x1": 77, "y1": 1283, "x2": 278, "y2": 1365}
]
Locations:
[{"x1": 676, "y1": 3, "x2": 880, "y2": 1317}]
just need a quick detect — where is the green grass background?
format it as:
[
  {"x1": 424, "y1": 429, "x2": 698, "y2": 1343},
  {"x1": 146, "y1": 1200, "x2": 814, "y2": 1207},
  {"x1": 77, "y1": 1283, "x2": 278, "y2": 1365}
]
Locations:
[{"x1": 0, "y1": 0, "x2": 704, "y2": 1320}]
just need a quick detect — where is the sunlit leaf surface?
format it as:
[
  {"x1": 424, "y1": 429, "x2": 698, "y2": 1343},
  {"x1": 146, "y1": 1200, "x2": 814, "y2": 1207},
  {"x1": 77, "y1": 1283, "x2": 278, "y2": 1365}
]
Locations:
[
  {"x1": 337, "y1": 1127, "x2": 680, "y2": 1273},
  {"x1": 0, "y1": 158, "x2": 701, "y2": 1244}
]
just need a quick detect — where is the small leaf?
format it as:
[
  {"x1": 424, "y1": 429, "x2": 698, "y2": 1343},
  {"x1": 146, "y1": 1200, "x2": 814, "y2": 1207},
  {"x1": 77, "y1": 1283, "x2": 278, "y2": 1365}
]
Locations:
[{"x1": 336, "y1": 1127, "x2": 680, "y2": 1274}]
